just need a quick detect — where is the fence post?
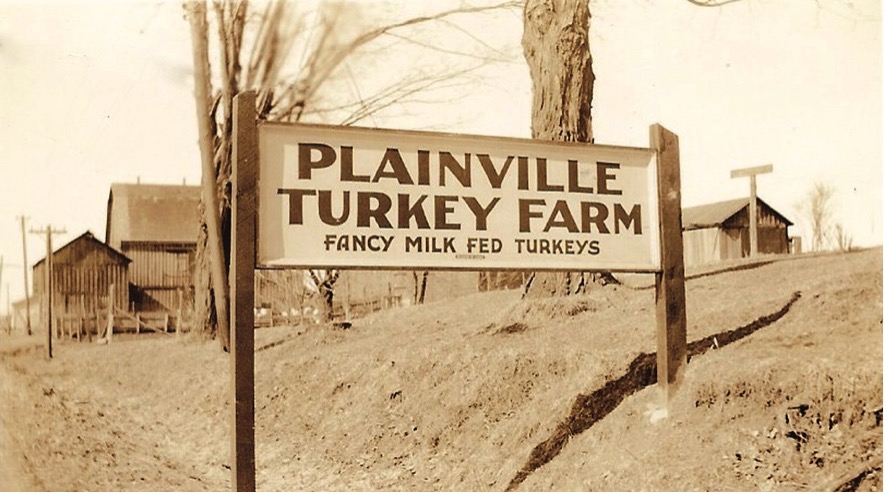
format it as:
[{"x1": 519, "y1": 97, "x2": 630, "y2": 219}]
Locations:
[
  {"x1": 176, "y1": 288, "x2": 183, "y2": 338},
  {"x1": 78, "y1": 299, "x2": 85, "y2": 342},
  {"x1": 107, "y1": 283, "x2": 114, "y2": 344}
]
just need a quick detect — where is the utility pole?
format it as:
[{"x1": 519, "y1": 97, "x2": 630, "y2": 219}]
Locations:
[
  {"x1": 730, "y1": 165, "x2": 773, "y2": 258},
  {"x1": 31, "y1": 225, "x2": 66, "y2": 359},
  {"x1": 19, "y1": 216, "x2": 32, "y2": 336}
]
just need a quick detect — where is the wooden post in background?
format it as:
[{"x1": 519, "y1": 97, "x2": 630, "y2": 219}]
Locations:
[
  {"x1": 650, "y1": 124, "x2": 687, "y2": 401},
  {"x1": 107, "y1": 283, "x2": 115, "y2": 344},
  {"x1": 730, "y1": 164, "x2": 773, "y2": 258},
  {"x1": 93, "y1": 308, "x2": 99, "y2": 342},
  {"x1": 176, "y1": 288, "x2": 183, "y2": 338},
  {"x1": 31, "y1": 225, "x2": 65, "y2": 358},
  {"x1": 19, "y1": 216, "x2": 32, "y2": 336},
  {"x1": 47, "y1": 230, "x2": 53, "y2": 357},
  {"x1": 230, "y1": 91, "x2": 257, "y2": 492},
  {"x1": 78, "y1": 299, "x2": 85, "y2": 342}
]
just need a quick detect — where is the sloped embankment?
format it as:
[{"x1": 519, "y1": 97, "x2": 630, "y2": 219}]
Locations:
[
  {"x1": 0, "y1": 248, "x2": 881, "y2": 491},
  {"x1": 506, "y1": 291, "x2": 802, "y2": 490},
  {"x1": 516, "y1": 249, "x2": 882, "y2": 491}
]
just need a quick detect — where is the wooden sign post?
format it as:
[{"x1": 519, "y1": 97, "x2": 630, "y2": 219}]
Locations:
[
  {"x1": 230, "y1": 91, "x2": 257, "y2": 492},
  {"x1": 651, "y1": 124, "x2": 687, "y2": 399},
  {"x1": 730, "y1": 164, "x2": 773, "y2": 257},
  {"x1": 228, "y1": 89, "x2": 687, "y2": 491}
]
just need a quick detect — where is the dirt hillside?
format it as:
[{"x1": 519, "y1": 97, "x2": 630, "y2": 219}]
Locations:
[{"x1": 0, "y1": 247, "x2": 881, "y2": 491}]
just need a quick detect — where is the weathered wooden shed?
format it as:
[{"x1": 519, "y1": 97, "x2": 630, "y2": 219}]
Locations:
[
  {"x1": 682, "y1": 197, "x2": 793, "y2": 267},
  {"x1": 105, "y1": 183, "x2": 201, "y2": 312},
  {"x1": 32, "y1": 231, "x2": 130, "y2": 320}
]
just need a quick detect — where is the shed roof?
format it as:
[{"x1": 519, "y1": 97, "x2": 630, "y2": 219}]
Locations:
[
  {"x1": 682, "y1": 197, "x2": 793, "y2": 230},
  {"x1": 33, "y1": 231, "x2": 131, "y2": 269},
  {"x1": 105, "y1": 183, "x2": 201, "y2": 248}
]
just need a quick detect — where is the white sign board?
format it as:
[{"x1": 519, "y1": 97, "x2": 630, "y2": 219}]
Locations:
[{"x1": 257, "y1": 123, "x2": 661, "y2": 271}]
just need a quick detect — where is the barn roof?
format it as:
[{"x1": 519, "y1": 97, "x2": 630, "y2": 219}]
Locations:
[
  {"x1": 33, "y1": 231, "x2": 131, "y2": 269},
  {"x1": 682, "y1": 197, "x2": 793, "y2": 230},
  {"x1": 105, "y1": 183, "x2": 201, "y2": 248}
]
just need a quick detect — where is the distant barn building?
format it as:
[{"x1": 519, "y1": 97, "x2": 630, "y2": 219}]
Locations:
[
  {"x1": 682, "y1": 197, "x2": 793, "y2": 267},
  {"x1": 31, "y1": 231, "x2": 130, "y2": 324},
  {"x1": 105, "y1": 183, "x2": 201, "y2": 312}
]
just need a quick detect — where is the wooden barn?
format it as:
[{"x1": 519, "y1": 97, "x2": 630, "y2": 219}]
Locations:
[
  {"x1": 682, "y1": 197, "x2": 793, "y2": 267},
  {"x1": 105, "y1": 183, "x2": 201, "y2": 312},
  {"x1": 31, "y1": 231, "x2": 130, "y2": 326}
]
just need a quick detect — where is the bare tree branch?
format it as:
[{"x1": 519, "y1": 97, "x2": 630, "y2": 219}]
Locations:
[
  {"x1": 272, "y1": 0, "x2": 520, "y2": 121},
  {"x1": 438, "y1": 17, "x2": 517, "y2": 57},
  {"x1": 383, "y1": 31, "x2": 517, "y2": 64},
  {"x1": 189, "y1": 0, "x2": 521, "y2": 333},
  {"x1": 683, "y1": 0, "x2": 745, "y2": 6},
  {"x1": 338, "y1": 65, "x2": 487, "y2": 126}
]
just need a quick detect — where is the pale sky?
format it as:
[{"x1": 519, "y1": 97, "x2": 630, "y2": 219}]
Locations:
[{"x1": 0, "y1": 0, "x2": 881, "y2": 311}]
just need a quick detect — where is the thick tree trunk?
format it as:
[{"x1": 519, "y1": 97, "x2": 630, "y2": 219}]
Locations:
[
  {"x1": 320, "y1": 286, "x2": 334, "y2": 319},
  {"x1": 521, "y1": 0, "x2": 616, "y2": 298},
  {"x1": 522, "y1": 0, "x2": 594, "y2": 143}
]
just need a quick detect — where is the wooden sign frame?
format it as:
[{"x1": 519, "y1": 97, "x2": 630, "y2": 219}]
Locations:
[
  {"x1": 255, "y1": 122, "x2": 661, "y2": 272},
  {"x1": 228, "y1": 91, "x2": 686, "y2": 492}
]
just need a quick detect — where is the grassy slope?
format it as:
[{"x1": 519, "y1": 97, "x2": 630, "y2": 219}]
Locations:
[
  {"x1": 0, "y1": 248, "x2": 881, "y2": 491},
  {"x1": 521, "y1": 248, "x2": 883, "y2": 491}
]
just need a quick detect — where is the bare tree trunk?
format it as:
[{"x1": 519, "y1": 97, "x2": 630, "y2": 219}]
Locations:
[
  {"x1": 184, "y1": 0, "x2": 521, "y2": 336},
  {"x1": 521, "y1": 0, "x2": 617, "y2": 298},
  {"x1": 309, "y1": 270, "x2": 339, "y2": 321},
  {"x1": 418, "y1": 271, "x2": 429, "y2": 304},
  {"x1": 321, "y1": 287, "x2": 334, "y2": 319},
  {"x1": 412, "y1": 271, "x2": 420, "y2": 303},
  {"x1": 191, "y1": 220, "x2": 216, "y2": 337},
  {"x1": 186, "y1": 0, "x2": 231, "y2": 351}
]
